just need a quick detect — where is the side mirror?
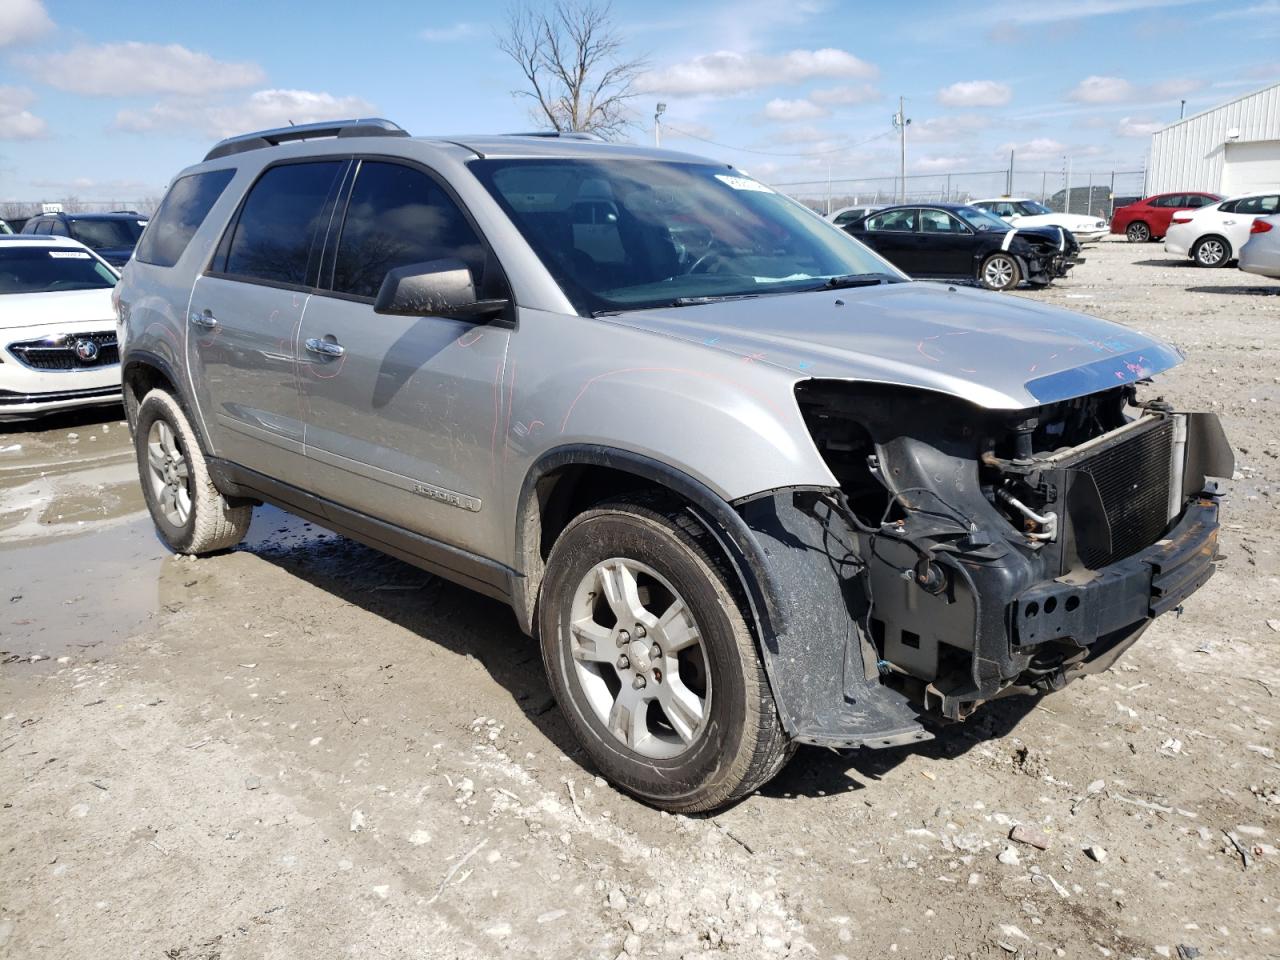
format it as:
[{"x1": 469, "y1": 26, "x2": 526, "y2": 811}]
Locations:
[{"x1": 373, "y1": 258, "x2": 508, "y2": 321}]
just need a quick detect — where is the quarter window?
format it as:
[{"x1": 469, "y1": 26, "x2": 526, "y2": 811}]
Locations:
[
  {"x1": 328, "y1": 161, "x2": 489, "y2": 300},
  {"x1": 136, "y1": 169, "x2": 235, "y2": 267},
  {"x1": 220, "y1": 160, "x2": 345, "y2": 286}
]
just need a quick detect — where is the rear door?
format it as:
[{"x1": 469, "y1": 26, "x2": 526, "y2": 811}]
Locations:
[
  {"x1": 187, "y1": 159, "x2": 348, "y2": 482},
  {"x1": 859, "y1": 208, "x2": 920, "y2": 273},
  {"x1": 296, "y1": 158, "x2": 512, "y2": 558}
]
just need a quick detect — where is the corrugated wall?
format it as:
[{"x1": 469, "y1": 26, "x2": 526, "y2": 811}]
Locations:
[{"x1": 1148, "y1": 82, "x2": 1280, "y2": 194}]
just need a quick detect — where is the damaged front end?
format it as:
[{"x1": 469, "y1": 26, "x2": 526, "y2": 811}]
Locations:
[{"x1": 736, "y1": 381, "x2": 1232, "y2": 749}]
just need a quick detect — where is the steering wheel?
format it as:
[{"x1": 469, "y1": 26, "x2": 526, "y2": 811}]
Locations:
[{"x1": 687, "y1": 240, "x2": 734, "y2": 275}]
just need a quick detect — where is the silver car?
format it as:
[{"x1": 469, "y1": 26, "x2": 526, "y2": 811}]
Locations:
[
  {"x1": 1239, "y1": 214, "x2": 1280, "y2": 279},
  {"x1": 115, "y1": 120, "x2": 1233, "y2": 812}
]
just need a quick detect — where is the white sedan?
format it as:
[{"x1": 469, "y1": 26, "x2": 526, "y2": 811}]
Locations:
[
  {"x1": 1164, "y1": 192, "x2": 1280, "y2": 267},
  {"x1": 0, "y1": 235, "x2": 122, "y2": 421},
  {"x1": 969, "y1": 197, "x2": 1109, "y2": 243},
  {"x1": 1239, "y1": 214, "x2": 1280, "y2": 279}
]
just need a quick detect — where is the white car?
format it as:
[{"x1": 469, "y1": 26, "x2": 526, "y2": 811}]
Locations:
[
  {"x1": 1164, "y1": 192, "x2": 1280, "y2": 267},
  {"x1": 969, "y1": 197, "x2": 1109, "y2": 243},
  {"x1": 828, "y1": 204, "x2": 883, "y2": 227},
  {"x1": 0, "y1": 235, "x2": 122, "y2": 421},
  {"x1": 1239, "y1": 214, "x2": 1280, "y2": 279}
]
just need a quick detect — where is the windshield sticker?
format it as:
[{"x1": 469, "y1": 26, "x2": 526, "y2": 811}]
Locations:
[
  {"x1": 137, "y1": 220, "x2": 149, "y2": 226},
  {"x1": 715, "y1": 174, "x2": 774, "y2": 194},
  {"x1": 48, "y1": 251, "x2": 91, "y2": 259}
]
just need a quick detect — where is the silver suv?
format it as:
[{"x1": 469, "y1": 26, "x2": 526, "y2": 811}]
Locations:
[{"x1": 116, "y1": 119, "x2": 1233, "y2": 812}]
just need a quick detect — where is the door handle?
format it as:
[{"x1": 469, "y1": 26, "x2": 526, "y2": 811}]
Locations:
[
  {"x1": 305, "y1": 337, "x2": 345, "y2": 358},
  {"x1": 189, "y1": 311, "x2": 218, "y2": 329}
]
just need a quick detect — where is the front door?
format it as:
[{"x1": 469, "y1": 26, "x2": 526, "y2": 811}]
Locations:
[
  {"x1": 297, "y1": 159, "x2": 512, "y2": 558},
  {"x1": 858, "y1": 208, "x2": 922, "y2": 274},
  {"x1": 916, "y1": 208, "x2": 975, "y2": 277},
  {"x1": 187, "y1": 158, "x2": 348, "y2": 481}
]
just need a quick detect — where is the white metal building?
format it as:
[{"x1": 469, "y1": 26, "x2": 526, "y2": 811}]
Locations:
[{"x1": 1147, "y1": 81, "x2": 1280, "y2": 196}]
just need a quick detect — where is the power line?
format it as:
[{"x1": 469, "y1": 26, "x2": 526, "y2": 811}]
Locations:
[{"x1": 658, "y1": 122, "x2": 896, "y2": 158}]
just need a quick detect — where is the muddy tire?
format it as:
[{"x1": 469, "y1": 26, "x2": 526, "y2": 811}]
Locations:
[
  {"x1": 134, "y1": 389, "x2": 251, "y2": 555},
  {"x1": 539, "y1": 494, "x2": 792, "y2": 813},
  {"x1": 979, "y1": 252, "x2": 1020, "y2": 291}
]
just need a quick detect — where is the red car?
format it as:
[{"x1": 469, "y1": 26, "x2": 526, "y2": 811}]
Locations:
[{"x1": 1110, "y1": 192, "x2": 1221, "y2": 242}]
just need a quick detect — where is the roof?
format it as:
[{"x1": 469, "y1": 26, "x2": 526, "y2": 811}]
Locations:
[
  {"x1": 1155, "y1": 79, "x2": 1280, "y2": 134},
  {"x1": 29, "y1": 211, "x2": 146, "y2": 221},
  {"x1": 970, "y1": 197, "x2": 1034, "y2": 203},
  {"x1": 0, "y1": 234, "x2": 93, "y2": 247},
  {"x1": 422, "y1": 134, "x2": 716, "y2": 165}
]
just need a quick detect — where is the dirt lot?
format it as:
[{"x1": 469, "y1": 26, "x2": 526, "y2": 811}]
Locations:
[{"x1": 2, "y1": 241, "x2": 1278, "y2": 960}]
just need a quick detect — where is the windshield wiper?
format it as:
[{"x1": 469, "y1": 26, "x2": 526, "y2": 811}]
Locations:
[
  {"x1": 670, "y1": 293, "x2": 763, "y2": 307},
  {"x1": 815, "y1": 273, "x2": 901, "y2": 290}
]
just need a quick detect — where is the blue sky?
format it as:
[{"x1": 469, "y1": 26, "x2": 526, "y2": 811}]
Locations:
[{"x1": 0, "y1": 0, "x2": 1277, "y2": 203}]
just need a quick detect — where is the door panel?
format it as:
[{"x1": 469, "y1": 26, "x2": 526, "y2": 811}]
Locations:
[
  {"x1": 187, "y1": 276, "x2": 310, "y2": 481},
  {"x1": 297, "y1": 297, "x2": 510, "y2": 555}
]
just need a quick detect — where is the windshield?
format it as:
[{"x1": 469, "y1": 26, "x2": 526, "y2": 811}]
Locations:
[
  {"x1": 1017, "y1": 201, "x2": 1053, "y2": 215},
  {"x1": 68, "y1": 218, "x2": 146, "y2": 251},
  {"x1": 0, "y1": 247, "x2": 118, "y2": 293},
  {"x1": 954, "y1": 206, "x2": 1013, "y2": 232},
  {"x1": 469, "y1": 158, "x2": 903, "y2": 313}
]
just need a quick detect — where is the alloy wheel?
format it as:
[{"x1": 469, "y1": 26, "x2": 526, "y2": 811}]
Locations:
[
  {"x1": 1196, "y1": 238, "x2": 1226, "y2": 266},
  {"x1": 567, "y1": 558, "x2": 711, "y2": 760},
  {"x1": 146, "y1": 419, "x2": 192, "y2": 527},
  {"x1": 982, "y1": 255, "x2": 1016, "y2": 290}
]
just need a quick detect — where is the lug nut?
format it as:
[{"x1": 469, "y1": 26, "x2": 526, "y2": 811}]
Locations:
[
  {"x1": 632, "y1": 675, "x2": 647, "y2": 690},
  {"x1": 616, "y1": 655, "x2": 630, "y2": 670},
  {"x1": 616, "y1": 629, "x2": 630, "y2": 647},
  {"x1": 635, "y1": 624, "x2": 646, "y2": 637}
]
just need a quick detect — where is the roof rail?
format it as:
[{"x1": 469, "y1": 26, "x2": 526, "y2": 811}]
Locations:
[
  {"x1": 503, "y1": 130, "x2": 606, "y2": 142},
  {"x1": 203, "y1": 118, "x2": 409, "y2": 162}
]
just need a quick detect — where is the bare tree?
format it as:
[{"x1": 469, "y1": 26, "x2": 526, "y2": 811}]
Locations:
[{"x1": 498, "y1": 1, "x2": 646, "y2": 139}]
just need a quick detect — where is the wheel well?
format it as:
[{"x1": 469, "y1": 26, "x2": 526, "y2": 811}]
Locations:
[
  {"x1": 122, "y1": 361, "x2": 176, "y2": 428},
  {"x1": 513, "y1": 460, "x2": 725, "y2": 636},
  {"x1": 1196, "y1": 233, "x2": 1231, "y2": 254}
]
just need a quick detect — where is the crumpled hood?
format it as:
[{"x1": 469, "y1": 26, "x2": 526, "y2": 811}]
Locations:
[
  {"x1": 606, "y1": 281, "x2": 1181, "y2": 410},
  {"x1": 0, "y1": 288, "x2": 116, "y2": 331}
]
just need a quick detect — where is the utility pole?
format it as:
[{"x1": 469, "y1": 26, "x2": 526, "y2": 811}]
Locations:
[
  {"x1": 892, "y1": 96, "x2": 910, "y2": 204},
  {"x1": 654, "y1": 102, "x2": 665, "y2": 148},
  {"x1": 1179, "y1": 99, "x2": 1187, "y2": 120},
  {"x1": 1007, "y1": 149, "x2": 1015, "y2": 195}
]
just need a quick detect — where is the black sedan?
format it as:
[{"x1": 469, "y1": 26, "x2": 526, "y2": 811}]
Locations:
[{"x1": 842, "y1": 203, "x2": 1079, "y2": 291}]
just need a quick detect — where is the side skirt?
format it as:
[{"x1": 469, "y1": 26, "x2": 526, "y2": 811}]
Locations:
[{"x1": 207, "y1": 458, "x2": 517, "y2": 605}]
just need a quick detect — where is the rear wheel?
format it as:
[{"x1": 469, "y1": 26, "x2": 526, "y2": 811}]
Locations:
[
  {"x1": 1126, "y1": 221, "x2": 1151, "y2": 242},
  {"x1": 134, "y1": 389, "x2": 251, "y2": 554},
  {"x1": 1192, "y1": 235, "x2": 1230, "y2": 267},
  {"x1": 539, "y1": 495, "x2": 792, "y2": 812},
  {"x1": 979, "y1": 252, "x2": 1020, "y2": 291}
]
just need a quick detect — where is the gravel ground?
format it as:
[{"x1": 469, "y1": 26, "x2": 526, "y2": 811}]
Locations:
[{"x1": 1, "y1": 241, "x2": 1277, "y2": 960}]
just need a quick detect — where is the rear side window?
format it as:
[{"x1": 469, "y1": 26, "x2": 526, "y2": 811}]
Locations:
[
  {"x1": 136, "y1": 169, "x2": 235, "y2": 267},
  {"x1": 328, "y1": 161, "x2": 488, "y2": 299},
  {"x1": 866, "y1": 209, "x2": 917, "y2": 232},
  {"x1": 219, "y1": 160, "x2": 344, "y2": 286}
]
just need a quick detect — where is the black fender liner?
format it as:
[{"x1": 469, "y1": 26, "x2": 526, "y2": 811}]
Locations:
[{"x1": 514, "y1": 445, "x2": 930, "y2": 747}]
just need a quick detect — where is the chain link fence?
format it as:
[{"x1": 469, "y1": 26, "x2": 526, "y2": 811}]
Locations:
[{"x1": 775, "y1": 168, "x2": 1147, "y2": 220}]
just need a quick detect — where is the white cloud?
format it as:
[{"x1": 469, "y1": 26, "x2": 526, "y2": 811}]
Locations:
[
  {"x1": 810, "y1": 84, "x2": 881, "y2": 106},
  {"x1": 1068, "y1": 76, "x2": 1136, "y2": 103},
  {"x1": 0, "y1": 86, "x2": 48, "y2": 140},
  {"x1": 760, "y1": 97, "x2": 827, "y2": 122},
  {"x1": 1150, "y1": 77, "x2": 1203, "y2": 97},
  {"x1": 0, "y1": 0, "x2": 52, "y2": 48},
  {"x1": 937, "y1": 80, "x2": 1012, "y2": 108},
  {"x1": 114, "y1": 89, "x2": 377, "y2": 139},
  {"x1": 913, "y1": 155, "x2": 971, "y2": 172},
  {"x1": 28, "y1": 176, "x2": 157, "y2": 196},
  {"x1": 911, "y1": 114, "x2": 993, "y2": 143},
  {"x1": 997, "y1": 137, "x2": 1069, "y2": 162},
  {"x1": 24, "y1": 42, "x2": 265, "y2": 97},
  {"x1": 421, "y1": 22, "x2": 476, "y2": 42},
  {"x1": 988, "y1": 0, "x2": 1203, "y2": 24},
  {"x1": 1117, "y1": 116, "x2": 1163, "y2": 137},
  {"x1": 639, "y1": 48, "x2": 877, "y2": 97}
]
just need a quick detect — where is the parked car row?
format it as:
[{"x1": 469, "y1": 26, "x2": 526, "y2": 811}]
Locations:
[
  {"x1": 20, "y1": 210, "x2": 149, "y2": 268},
  {"x1": 1162, "y1": 192, "x2": 1280, "y2": 267}
]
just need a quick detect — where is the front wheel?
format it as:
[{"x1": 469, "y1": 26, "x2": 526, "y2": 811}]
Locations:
[
  {"x1": 1192, "y1": 235, "x2": 1231, "y2": 267},
  {"x1": 1126, "y1": 221, "x2": 1151, "y2": 242},
  {"x1": 134, "y1": 389, "x2": 252, "y2": 554},
  {"x1": 538, "y1": 495, "x2": 792, "y2": 813},
  {"x1": 979, "y1": 252, "x2": 1020, "y2": 291}
]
